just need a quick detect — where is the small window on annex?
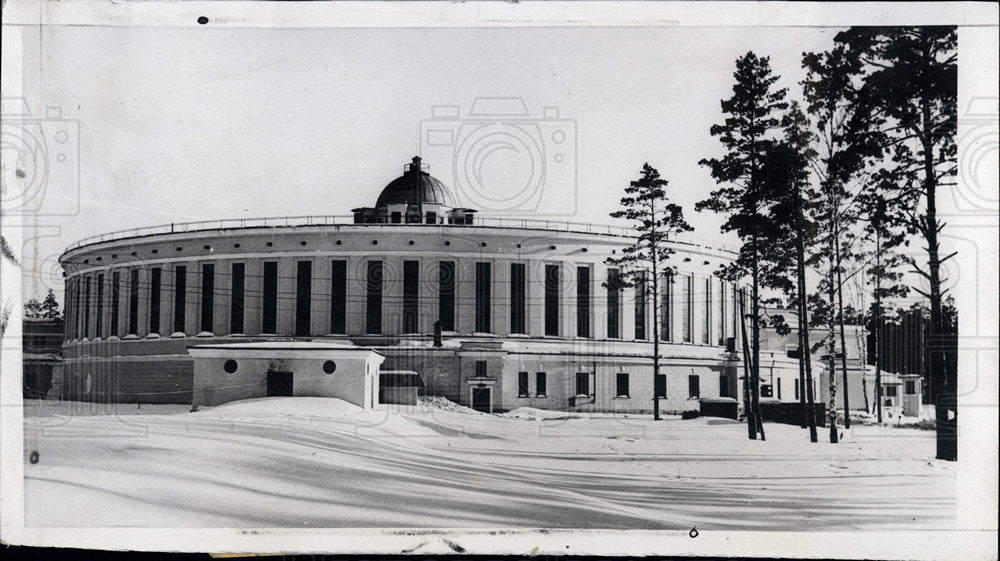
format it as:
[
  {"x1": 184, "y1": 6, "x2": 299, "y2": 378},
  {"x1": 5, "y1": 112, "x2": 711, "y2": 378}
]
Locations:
[{"x1": 616, "y1": 373, "x2": 629, "y2": 398}]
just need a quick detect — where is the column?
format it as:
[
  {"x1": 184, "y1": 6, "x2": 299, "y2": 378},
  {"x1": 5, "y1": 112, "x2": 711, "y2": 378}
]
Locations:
[
  {"x1": 312, "y1": 257, "x2": 330, "y2": 336},
  {"x1": 213, "y1": 259, "x2": 230, "y2": 336},
  {"x1": 593, "y1": 261, "x2": 608, "y2": 340},
  {"x1": 494, "y1": 257, "x2": 510, "y2": 337},
  {"x1": 187, "y1": 261, "x2": 201, "y2": 335},
  {"x1": 276, "y1": 257, "x2": 295, "y2": 335},
  {"x1": 244, "y1": 259, "x2": 263, "y2": 335},
  {"x1": 563, "y1": 261, "x2": 577, "y2": 339},
  {"x1": 527, "y1": 259, "x2": 545, "y2": 337},
  {"x1": 456, "y1": 257, "x2": 476, "y2": 335},
  {"x1": 419, "y1": 257, "x2": 436, "y2": 335}
]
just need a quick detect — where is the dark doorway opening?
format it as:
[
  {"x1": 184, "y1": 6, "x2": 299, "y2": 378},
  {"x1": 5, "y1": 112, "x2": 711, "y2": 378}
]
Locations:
[
  {"x1": 267, "y1": 371, "x2": 293, "y2": 397},
  {"x1": 471, "y1": 387, "x2": 491, "y2": 413}
]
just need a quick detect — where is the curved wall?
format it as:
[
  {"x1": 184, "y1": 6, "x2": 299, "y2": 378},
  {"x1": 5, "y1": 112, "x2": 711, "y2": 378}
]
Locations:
[{"x1": 58, "y1": 223, "x2": 779, "y2": 410}]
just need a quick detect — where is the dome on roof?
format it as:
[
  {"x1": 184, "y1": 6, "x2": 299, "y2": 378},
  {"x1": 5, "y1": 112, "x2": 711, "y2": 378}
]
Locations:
[{"x1": 375, "y1": 156, "x2": 455, "y2": 208}]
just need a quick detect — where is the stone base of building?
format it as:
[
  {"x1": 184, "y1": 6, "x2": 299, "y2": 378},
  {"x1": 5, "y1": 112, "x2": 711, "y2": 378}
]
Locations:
[{"x1": 59, "y1": 334, "x2": 811, "y2": 413}]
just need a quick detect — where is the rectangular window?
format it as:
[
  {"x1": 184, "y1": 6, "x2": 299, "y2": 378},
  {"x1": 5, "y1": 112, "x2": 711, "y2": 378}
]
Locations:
[
  {"x1": 761, "y1": 384, "x2": 773, "y2": 398},
  {"x1": 262, "y1": 261, "x2": 277, "y2": 333},
  {"x1": 128, "y1": 269, "x2": 139, "y2": 335},
  {"x1": 688, "y1": 374, "x2": 700, "y2": 398},
  {"x1": 402, "y1": 260, "x2": 419, "y2": 334},
  {"x1": 330, "y1": 260, "x2": 347, "y2": 334},
  {"x1": 96, "y1": 273, "x2": 105, "y2": 337},
  {"x1": 425, "y1": 211, "x2": 437, "y2": 224},
  {"x1": 662, "y1": 272, "x2": 673, "y2": 341},
  {"x1": 438, "y1": 261, "x2": 455, "y2": 331},
  {"x1": 719, "y1": 281, "x2": 727, "y2": 345},
  {"x1": 655, "y1": 373, "x2": 667, "y2": 399},
  {"x1": 390, "y1": 211, "x2": 401, "y2": 224},
  {"x1": 905, "y1": 380, "x2": 916, "y2": 394},
  {"x1": 536, "y1": 372, "x2": 547, "y2": 397},
  {"x1": 634, "y1": 271, "x2": 647, "y2": 340},
  {"x1": 83, "y1": 276, "x2": 92, "y2": 337},
  {"x1": 70, "y1": 279, "x2": 80, "y2": 338},
  {"x1": 616, "y1": 372, "x2": 629, "y2": 398},
  {"x1": 606, "y1": 268, "x2": 621, "y2": 339},
  {"x1": 475, "y1": 360, "x2": 487, "y2": 377},
  {"x1": 201, "y1": 264, "x2": 215, "y2": 334},
  {"x1": 510, "y1": 263, "x2": 526, "y2": 334},
  {"x1": 366, "y1": 260, "x2": 383, "y2": 334},
  {"x1": 719, "y1": 374, "x2": 730, "y2": 398},
  {"x1": 544, "y1": 265, "x2": 560, "y2": 336},
  {"x1": 795, "y1": 378, "x2": 800, "y2": 400},
  {"x1": 576, "y1": 372, "x2": 590, "y2": 396},
  {"x1": 777, "y1": 377, "x2": 782, "y2": 400},
  {"x1": 110, "y1": 271, "x2": 120, "y2": 337},
  {"x1": 231, "y1": 263, "x2": 245, "y2": 334},
  {"x1": 475, "y1": 262, "x2": 491, "y2": 333},
  {"x1": 732, "y1": 282, "x2": 740, "y2": 343},
  {"x1": 576, "y1": 266, "x2": 591, "y2": 338},
  {"x1": 885, "y1": 385, "x2": 898, "y2": 397},
  {"x1": 703, "y1": 278, "x2": 711, "y2": 344},
  {"x1": 295, "y1": 260, "x2": 311, "y2": 336},
  {"x1": 173, "y1": 266, "x2": 186, "y2": 334},
  {"x1": 518, "y1": 372, "x2": 530, "y2": 397},
  {"x1": 149, "y1": 268, "x2": 160, "y2": 333},
  {"x1": 683, "y1": 274, "x2": 693, "y2": 343}
]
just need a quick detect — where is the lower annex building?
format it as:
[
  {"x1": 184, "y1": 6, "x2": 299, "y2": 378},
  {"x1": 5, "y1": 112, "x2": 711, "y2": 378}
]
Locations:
[{"x1": 57, "y1": 157, "x2": 806, "y2": 413}]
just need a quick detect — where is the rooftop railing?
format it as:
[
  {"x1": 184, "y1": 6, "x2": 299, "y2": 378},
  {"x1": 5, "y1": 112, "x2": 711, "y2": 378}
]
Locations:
[{"x1": 64, "y1": 215, "x2": 737, "y2": 254}]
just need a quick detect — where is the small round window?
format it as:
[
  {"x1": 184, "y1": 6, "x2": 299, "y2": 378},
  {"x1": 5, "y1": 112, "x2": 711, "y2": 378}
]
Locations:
[
  {"x1": 224, "y1": 359, "x2": 238, "y2": 373},
  {"x1": 322, "y1": 360, "x2": 337, "y2": 374}
]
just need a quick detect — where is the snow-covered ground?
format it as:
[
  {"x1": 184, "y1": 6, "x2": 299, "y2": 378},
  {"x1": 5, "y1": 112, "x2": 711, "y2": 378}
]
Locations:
[{"x1": 23, "y1": 397, "x2": 954, "y2": 529}]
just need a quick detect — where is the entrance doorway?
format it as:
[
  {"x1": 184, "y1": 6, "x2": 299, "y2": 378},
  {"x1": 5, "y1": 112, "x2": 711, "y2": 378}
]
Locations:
[
  {"x1": 266, "y1": 371, "x2": 293, "y2": 397},
  {"x1": 471, "y1": 387, "x2": 491, "y2": 413}
]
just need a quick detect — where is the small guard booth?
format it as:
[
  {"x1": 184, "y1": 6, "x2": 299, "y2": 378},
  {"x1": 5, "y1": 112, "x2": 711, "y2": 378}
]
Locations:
[{"x1": 189, "y1": 341, "x2": 384, "y2": 409}]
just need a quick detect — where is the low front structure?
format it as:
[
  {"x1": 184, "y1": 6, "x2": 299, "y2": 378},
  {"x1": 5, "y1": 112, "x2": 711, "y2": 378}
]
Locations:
[{"x1": 189, "y1": 341, "x2": 383, "y2": 408}]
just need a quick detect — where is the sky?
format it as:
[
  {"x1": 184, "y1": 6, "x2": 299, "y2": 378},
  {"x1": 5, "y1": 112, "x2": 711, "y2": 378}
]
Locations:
[{"x1": 13, "y1": 24, "x2": 845, "y2": 303}]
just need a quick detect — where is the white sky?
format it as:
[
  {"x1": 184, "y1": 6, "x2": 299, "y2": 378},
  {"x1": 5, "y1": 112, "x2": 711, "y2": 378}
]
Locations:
[{"x1": 16, "y1": 25, "x2": 844, "y2": 303}]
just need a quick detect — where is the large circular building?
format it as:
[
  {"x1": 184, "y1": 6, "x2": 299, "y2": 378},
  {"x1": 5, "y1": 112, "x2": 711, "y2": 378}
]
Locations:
[{"x1": 58, "y1": 157, "x2": 784, "y2": 413}]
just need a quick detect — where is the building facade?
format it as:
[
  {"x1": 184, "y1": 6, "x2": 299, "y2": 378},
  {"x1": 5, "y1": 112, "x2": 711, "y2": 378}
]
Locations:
[{"x1": 58, "y1": 157, "x2": 800, "y2": 413}]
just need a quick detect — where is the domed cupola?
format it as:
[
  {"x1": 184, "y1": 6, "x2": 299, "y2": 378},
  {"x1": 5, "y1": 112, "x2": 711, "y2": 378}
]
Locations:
[
  {"x1": 353, "y1": 156, "x2": 477, "y2": 225},
  {"x1": 375, "y1": 156, "x2": 456, "y2": 208}
]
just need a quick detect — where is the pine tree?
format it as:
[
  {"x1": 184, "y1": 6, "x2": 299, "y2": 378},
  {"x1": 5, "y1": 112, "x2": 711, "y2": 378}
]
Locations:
[
  {"x1": 41, "y1": 289, "x2": 62, "y2": 319},
  {"x1": 24, "y1": 298, "x2": 43, "y2": 319},
  {"x1": 835, "y1": 27, "x2": 958, "y2": 460},
  {"x1": 605, "y1": 163, "x2": 693, "y2": 421},
  {"x1": 802, "y1": 43, "x2": 882, "y2": 438},
  {"x1": 697, "y1": 51, "x2": 788, "y2": 440},
  {"x1": 760, "y1": 102, "x2": 822, "y2": 442},
  {"x1": 857, "y1": 176, "x2": 910, "y2": 423}
]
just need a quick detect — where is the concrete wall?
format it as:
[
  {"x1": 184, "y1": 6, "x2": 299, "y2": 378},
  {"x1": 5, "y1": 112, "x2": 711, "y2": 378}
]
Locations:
[
  {"x1": 192, "y1": 354, "x2": 378, "y2": 408},
  {"x1": 60, "y1": 225, "x2": 736, "y2": 343}
]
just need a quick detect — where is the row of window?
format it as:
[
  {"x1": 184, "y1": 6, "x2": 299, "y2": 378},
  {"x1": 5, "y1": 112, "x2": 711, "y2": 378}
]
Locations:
[
  {"x1": 516, "y1": 371, "x2": 722, "y2": 400},
  {"x1": 64, "y1": 260, "x2": 740, "y2": 342}
]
